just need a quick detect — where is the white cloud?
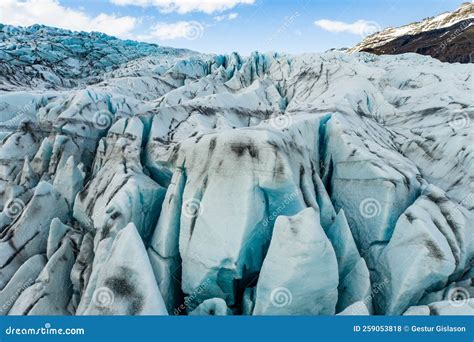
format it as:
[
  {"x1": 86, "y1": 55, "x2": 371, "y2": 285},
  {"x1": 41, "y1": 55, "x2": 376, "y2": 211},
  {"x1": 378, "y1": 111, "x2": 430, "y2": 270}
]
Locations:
[
  {"x1": 148, "y1": 21, "x2": 204, "y2": 40},
  {"x1": 111, "y1": 0, "x2": 255, "y2": 14},
  {"x1": 314, "y1": 19, "x2": 381, "y2": 36},
  {"x1": 0, "y1": 0, "x2": 138, "y2": 39},
  {"x1": 228, "y1": 12, "x2": 239, "y2": 20},
  {"x1": 214, "y1": 12, "x2": 239, "y2": 21}
]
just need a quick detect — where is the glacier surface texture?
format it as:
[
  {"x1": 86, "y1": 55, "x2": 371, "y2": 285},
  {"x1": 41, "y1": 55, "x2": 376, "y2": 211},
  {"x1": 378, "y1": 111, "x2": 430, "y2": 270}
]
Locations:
[{"x1": 0, "y1": 25, "x2": 473, "y2": 315}]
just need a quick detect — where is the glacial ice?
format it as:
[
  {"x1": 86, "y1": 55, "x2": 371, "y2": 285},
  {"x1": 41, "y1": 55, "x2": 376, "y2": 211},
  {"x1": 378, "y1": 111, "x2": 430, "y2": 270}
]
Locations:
[
  {"x1": 0, "y1": 25, "x2": 472, "y2": 316},
  {"x1": 337, "y1": 301, "x2": 370, "y2": 315},
  {"x1": 253, "y1": 208, "x2": 338, "y2": 315},
  {"x1": 325, "y1": 210, "x2": 372, "y2": 312},
  {"x1": 9, "y1": 238, "x2": 76, "y2": 315},
  {"x1": 0, "y1": 254, "x2": 46, "y2": 315},
  {"x1": 0, "y1": 181, "x2": 69, "y2": 289},
  {"x1": 189, "y1": 298, "x2": 232, "y2": 316},
  {"x1": 404, "y1": 299, "x2": 474, "y2": 315},
  {"x1": 375, "y1": 185, "x2": 473, "y2": 314},
  {"x1": 77, "y1": 223, "x2": 168, "y2": 315}
]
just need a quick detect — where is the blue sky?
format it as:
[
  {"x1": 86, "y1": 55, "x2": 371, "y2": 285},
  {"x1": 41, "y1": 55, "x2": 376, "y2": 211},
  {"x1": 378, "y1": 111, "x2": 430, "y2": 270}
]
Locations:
[{"x1": 0, "y1": 0, "x2": 466, "y2": 55}]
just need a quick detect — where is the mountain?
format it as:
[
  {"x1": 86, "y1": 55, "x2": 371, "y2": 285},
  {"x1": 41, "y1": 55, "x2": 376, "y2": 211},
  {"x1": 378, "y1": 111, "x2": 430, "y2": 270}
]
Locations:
[
  {"x1": 0, "y1": 24, "x2": 473, "y2": 316},
  {"x1": 349, "y1": 2, "x2": 474, "y2": 63}
]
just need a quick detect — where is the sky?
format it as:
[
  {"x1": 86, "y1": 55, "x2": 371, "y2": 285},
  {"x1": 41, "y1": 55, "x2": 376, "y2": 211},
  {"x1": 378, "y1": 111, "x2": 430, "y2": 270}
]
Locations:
[{"x1": 0, "y1": 0, "x2": 467, "y2": 55}]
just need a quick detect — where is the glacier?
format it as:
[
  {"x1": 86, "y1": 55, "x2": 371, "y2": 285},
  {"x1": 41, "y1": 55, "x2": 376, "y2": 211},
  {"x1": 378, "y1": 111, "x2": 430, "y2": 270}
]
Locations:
[{"x1": 0, "y1": 24, "x2": 473, "y2": 316}]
